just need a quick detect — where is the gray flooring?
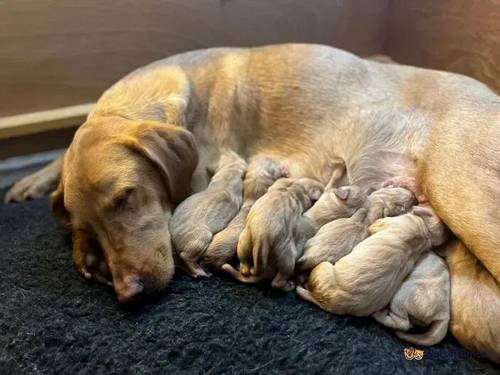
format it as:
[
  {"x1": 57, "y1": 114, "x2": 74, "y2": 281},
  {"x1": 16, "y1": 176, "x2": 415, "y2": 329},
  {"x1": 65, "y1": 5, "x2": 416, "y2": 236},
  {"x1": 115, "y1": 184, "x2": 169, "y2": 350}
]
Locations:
[{"x1": 0, "y1": 149, "x2": 63, "y2": 188}]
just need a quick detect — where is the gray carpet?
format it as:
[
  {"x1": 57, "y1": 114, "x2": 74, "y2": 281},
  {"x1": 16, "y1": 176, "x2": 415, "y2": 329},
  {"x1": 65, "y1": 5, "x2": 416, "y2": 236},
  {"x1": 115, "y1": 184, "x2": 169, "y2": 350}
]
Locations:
[{"x1": 0, "y1": 189, "x2": 498, "y2": 374}]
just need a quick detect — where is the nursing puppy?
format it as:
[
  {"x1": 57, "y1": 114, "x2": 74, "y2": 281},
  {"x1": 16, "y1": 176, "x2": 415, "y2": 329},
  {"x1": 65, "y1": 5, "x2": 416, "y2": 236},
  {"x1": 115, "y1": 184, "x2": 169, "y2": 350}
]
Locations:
[
  {"x1": 296, "y1": 208, "x2": 369, "y2": 272},
  {"x1": 373, "y1": 251, "x2": 450, "y2": 346},
  {"x1": 201, "y1": 156, "x2": 288, "y2": 270},
  {"x1": 297, "y1": 206, "x2": 449, "y2": 316},
  {"x1": 297, "y1": 186, "x2": 415, "y2": 272},
  {"x1": 366, "y1": 187, "x2": 417, "y2": 224},
  {"x1": 169, "y1": 150, "x2": 247, "y2": 277},
  {"x1": 302, "y1": 185, "x2": 367, "y2": 230},
  {"x1": 225, "y1": 177, "x2": 323, "y2": 290}
]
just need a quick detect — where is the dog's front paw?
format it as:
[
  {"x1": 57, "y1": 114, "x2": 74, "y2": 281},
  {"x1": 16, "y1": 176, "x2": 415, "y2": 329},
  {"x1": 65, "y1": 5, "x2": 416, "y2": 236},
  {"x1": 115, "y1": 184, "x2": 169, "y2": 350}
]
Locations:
[
  {"x1": 4, "y1": 170, "x2": 57, "y2": 203},
  {"x1": 84, "y1": 252, "x2": 113, "y2": 286},
  {"x1": 73, "y1": 235, "x2": 113, "y2": 286}
]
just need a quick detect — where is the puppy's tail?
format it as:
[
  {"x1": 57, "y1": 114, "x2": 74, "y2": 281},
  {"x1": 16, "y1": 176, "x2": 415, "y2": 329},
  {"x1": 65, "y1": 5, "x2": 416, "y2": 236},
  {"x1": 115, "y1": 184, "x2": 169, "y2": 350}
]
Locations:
[
  {"x1": 396, "y1": 318, "x2": 449, "y2": 346},
  {"x1": 296, "y1": 286, "x2": 324, "y2": 309}
]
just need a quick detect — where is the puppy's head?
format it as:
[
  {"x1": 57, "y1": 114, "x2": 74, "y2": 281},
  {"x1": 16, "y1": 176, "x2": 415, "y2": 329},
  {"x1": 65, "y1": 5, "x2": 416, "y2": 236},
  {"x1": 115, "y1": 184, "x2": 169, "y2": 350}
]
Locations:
[
  {"x1": 306, "y1": 185, "x2": 367, "y2": 224},
  {"x1": 243, "y1": 156, "x2": 288, "y2": 201},
  {"x1": 296, "y1": 178, "x2": 324, "y2": 201},
  {"x1": 51, "y1": 116, "x2": 198, "y2": 302},
  {"x1": 413, "y1": 206, "x2": 449, "y2": 246}
]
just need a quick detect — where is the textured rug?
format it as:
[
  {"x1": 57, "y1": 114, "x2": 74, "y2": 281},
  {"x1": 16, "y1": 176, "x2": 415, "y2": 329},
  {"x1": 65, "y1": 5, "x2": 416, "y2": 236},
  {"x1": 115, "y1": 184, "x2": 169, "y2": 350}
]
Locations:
[{"x1": 0, "y1": 189, "x2": 498, "y2": 374}]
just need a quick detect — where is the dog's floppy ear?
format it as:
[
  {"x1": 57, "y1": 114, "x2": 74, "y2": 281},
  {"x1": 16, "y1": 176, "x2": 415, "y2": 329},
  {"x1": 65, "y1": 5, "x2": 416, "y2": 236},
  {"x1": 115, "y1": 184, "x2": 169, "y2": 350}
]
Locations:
[
  {"x1": 126, "y1": 122, "x2": 199, "y2": 204},
  {"x1": 51, "y1": 180, "x2": 70, "y2": 225}
]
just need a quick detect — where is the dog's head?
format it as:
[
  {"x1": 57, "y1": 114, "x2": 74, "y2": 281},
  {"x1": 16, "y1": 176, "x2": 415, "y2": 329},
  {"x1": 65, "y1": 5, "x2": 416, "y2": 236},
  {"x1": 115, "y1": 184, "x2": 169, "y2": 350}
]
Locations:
[{"x1": 51, "y1": 116, "x2": 198, "y2": 302}]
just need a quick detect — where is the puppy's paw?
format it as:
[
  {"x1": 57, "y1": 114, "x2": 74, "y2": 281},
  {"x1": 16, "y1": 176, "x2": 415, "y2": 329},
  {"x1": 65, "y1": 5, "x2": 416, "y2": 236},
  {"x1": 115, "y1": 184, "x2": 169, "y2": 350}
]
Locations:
[
  {"x1": 295, "y1": 272, "x2": 309, "y2": 287},
  {"x1": 179, "y1": 252, "x2": 211, "y2": 278},
  {"x1": 201, "y1": 209, "x2": 247, "y2": 270},
  {"x1": 173, "y1": 228, "x2": 214, "y2": 277},
  {"x1": 272, "y1": 278, "x2": 295, "y2": 292}
]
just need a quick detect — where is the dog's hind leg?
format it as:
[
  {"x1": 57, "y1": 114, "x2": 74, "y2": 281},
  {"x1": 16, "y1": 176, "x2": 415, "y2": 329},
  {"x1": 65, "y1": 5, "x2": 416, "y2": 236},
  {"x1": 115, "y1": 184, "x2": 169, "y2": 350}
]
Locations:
[
  {"x1": 444, "y1": 239, "x2": 500, "y2": 362},
  {"x1": 419, "y1": 114, "x2": 500, "y2": 283}
]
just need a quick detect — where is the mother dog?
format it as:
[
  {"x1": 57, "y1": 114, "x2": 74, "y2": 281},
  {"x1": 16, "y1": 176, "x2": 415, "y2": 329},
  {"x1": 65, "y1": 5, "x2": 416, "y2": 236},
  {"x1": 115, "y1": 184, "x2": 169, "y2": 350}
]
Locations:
[{"x1": 5, "y1": 44, "x2": 500, "y2": 361}]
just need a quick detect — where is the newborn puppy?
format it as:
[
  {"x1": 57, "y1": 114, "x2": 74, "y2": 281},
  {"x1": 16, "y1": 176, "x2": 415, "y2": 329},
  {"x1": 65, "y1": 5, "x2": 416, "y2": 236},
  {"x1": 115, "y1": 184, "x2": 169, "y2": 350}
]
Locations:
[
  {"x1": 200, "y1": 156, "x2": 288, "y2": 270},
  {"x1": 297, "y1": 185, "x2": 413, "y2": 274},
  {"x1": 365, "y1": 187, "x2": 416, "y2": 224},
  {"x1": 169, "y1": 150, "x2": 247, "y2": 277},
  {"x1": 224, "y1": 177, "x2": 324, "y2": 291},
  {"x1": 296, "y1": 208, "x2": 369, "y2": 272},
  {"x1": 303, "y1": 185, "x2": 367, "y2": 230},
  {"x1": 373, "y1": 251, "x2": 450, "y2": 346},
  {"x1": 297, "y1": 206, "x2": 449, "y2": 316}
]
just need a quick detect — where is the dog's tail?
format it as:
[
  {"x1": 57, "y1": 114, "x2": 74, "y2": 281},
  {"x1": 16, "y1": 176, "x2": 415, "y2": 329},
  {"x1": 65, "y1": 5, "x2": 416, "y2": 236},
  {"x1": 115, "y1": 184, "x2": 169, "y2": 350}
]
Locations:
[{"x1": 395, "y1": 319, "x2": 449, "y2": 346}]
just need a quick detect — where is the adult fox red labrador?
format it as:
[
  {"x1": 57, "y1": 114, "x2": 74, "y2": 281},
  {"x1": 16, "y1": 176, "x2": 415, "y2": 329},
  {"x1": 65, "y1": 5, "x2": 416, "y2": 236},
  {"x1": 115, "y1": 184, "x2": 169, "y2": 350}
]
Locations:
[{"x1": 5, "y1": 44, "x2": 499, "y2": 362}]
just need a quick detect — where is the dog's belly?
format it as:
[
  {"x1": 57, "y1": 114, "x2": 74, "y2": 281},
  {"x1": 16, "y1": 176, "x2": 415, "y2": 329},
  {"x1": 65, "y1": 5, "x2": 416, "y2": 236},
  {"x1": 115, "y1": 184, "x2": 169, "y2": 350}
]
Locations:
[{"x1": 206, "y1": 107, "x2": 428, "y2": 191}]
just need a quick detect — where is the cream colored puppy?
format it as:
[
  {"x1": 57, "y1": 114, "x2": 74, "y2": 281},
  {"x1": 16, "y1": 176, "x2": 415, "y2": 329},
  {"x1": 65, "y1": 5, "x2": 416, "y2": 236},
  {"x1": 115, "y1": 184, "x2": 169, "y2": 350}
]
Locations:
[
  {"x1": 201, "y1": 156, "x2": 288, "y2": 270},
  {"x1": 169, "y1": 150, "x2": 247, "y2": 277},
  {"x1": 373, "y1": 251, "x2": 450, "y2": 346},
  {"x1": 297, "y1": 206, "x2": 449, "y2": 316},
  {"x1": 224, "y1": 177, "x2": 323, "y2": 291},
  {"x1": 296, "y1": 208, "x2": 369, "y2": 272},
  {"x1": 297, "y1": 186, "x2": 415, "y2": 272},
  {"x1": 303, "y1": 185, "x2": 367, "y2": 230},
  {"x1": 366, "y1": 187, "x2": 417, "y2": 224}
]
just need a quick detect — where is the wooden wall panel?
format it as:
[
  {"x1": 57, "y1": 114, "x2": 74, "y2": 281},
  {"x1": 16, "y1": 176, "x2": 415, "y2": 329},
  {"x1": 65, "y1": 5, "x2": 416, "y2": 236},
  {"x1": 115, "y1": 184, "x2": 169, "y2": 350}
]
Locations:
[
  {"x1": 0, "y1": 0, "x2": 390, "y2": 117},
  {"x1": 385, "y1": 0, "x2": 500, "y2": 93}
]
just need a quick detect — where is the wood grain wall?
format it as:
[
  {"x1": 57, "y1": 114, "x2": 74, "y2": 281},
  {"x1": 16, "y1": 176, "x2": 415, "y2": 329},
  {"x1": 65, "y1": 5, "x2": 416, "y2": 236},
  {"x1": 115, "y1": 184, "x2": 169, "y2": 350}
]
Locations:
[
  {"x1": 0, "y1": 0, "x2": 390, "y2": 117},
  {"x1": 1, "y1": 0, "x2": 498, "y2": 120},
  {"x1": 385, "y1": 0, "x2": 500, "y2": 93}
]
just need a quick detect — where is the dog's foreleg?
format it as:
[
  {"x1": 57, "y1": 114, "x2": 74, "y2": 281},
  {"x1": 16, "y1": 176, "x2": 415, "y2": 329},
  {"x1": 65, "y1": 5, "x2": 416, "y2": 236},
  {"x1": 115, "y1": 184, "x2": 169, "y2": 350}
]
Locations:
[{"x1": 4, "y1": 155, "x2": 63, "y2": 203}]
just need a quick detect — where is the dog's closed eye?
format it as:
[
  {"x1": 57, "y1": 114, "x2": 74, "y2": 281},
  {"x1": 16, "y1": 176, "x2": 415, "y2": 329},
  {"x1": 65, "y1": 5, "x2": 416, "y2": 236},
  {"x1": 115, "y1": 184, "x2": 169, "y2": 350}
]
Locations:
[{"x1": 110, "y1": 187, "x2": 136, "y2": 211}]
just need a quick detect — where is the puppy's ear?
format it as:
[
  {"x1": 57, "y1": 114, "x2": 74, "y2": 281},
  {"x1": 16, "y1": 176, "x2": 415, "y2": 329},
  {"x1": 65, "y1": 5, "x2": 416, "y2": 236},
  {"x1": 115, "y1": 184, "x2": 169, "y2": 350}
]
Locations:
[
  {"x1": 127, "y1": 122, "x2": 199, "y2": 204},
  {"x1": 412, "y1": 206, "x2": 433, "y2": 217},
  {"x1": 334, "y1": 187, "x2": 349, "y2": 200},
  {"x1": 51, "y1": 180, "x2": 70, "y2": 225},
  {"x1": 302, "y1": 179, "x2": 324, "y2": 201}
]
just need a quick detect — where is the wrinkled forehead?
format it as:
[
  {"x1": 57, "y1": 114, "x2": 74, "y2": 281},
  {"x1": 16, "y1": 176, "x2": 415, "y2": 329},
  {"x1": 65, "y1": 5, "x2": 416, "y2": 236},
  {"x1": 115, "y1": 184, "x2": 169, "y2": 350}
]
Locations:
[{"x1": 64, "y1": 141, "x2": 140, "y2": 207}]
